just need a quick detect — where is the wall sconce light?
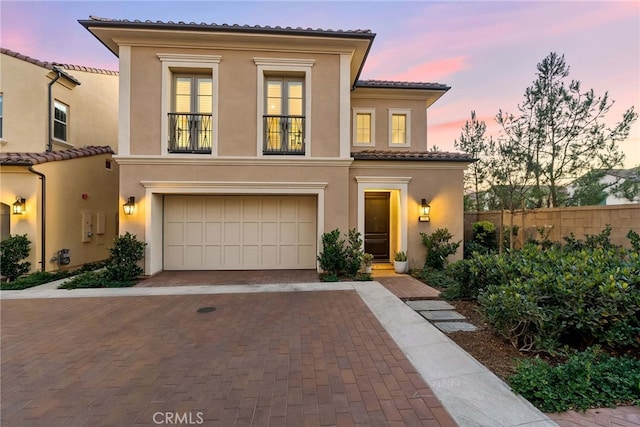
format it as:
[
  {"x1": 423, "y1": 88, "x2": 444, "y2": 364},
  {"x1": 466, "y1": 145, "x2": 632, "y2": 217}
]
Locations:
[
  {"x1": 12, "y1": 196, "x2": 26, "y2": 215},
  {"x1": 419, "y1": 198, "x2": 431, "y2": 222},
  {"x1": 123, "y1": 196, "x2": 136, "y2": 215}
]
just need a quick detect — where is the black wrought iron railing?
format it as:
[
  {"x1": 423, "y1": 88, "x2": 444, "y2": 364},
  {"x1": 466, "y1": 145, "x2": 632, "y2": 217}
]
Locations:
[
  {"x1": 168, "y1": 113, "x2": 212, "y2": 153},
  {"x1": 263, "y1": 115, "x2": 305, "y2": 155}
]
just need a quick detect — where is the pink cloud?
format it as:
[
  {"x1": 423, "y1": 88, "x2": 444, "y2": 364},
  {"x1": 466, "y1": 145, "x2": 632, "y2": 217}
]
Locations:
[
  {"x1": 1, "y1": 29, "x2": 39, "y2": 58},
  {"x1": 388, "y1": 56, "x2": 467, "y2": 82},
  {"x1": 429, "y1": 115, "x2": 493, "y2": 133}
]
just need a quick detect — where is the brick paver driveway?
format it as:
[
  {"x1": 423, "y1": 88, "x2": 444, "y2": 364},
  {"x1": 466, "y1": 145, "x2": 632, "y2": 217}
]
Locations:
[{"x1": 1, "y1": 291, "x2": 455, "y2": 426}]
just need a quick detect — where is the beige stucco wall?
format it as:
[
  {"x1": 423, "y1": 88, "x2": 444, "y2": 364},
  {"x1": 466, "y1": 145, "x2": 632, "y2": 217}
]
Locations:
[
  {"x1": 0, "y1": 167, "x2": 40, "y2": 270},
  {"x1": 351, "y1": 93, "x2": 430, "y2": 152},
  {"x1": 0, "y1": 55, "x2": 48, "y2": 152},
  {"x1": 127, "y1": 46, "x2": 341, "y2": 157},
  {"x1": 1, "y1": 154, "x2": 119, "y2": 273},
  {"x1": 61, "y1": 70, "x2": 119, "y2": 152},
  {"x1": 118, "y1": 161, "x2": 352, "y2": 273},
  {"x1": 465, "y1": 204, "x2": 640, "y2": 249},
  {"x1": 0, "y1": 53, "x2": 118, "y2": 153},
  {"x1": 349, "y1": 161, "x2": 466, "y2": 270}
]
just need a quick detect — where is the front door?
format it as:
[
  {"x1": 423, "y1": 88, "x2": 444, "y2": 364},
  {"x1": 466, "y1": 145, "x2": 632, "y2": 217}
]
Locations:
[{"x1": 364, "y1": 192, "x2": 390, "y2": 260}]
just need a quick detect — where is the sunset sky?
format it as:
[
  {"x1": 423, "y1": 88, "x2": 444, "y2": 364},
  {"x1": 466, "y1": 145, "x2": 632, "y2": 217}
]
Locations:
[{"x1": 2, "y1": 0, "x2": 638, "y2": 167}]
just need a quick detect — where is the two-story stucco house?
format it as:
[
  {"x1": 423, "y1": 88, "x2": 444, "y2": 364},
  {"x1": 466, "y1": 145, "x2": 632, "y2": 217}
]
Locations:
[
  {"x1": 80, "y1": 16, "x2": 471, "y2": 275},
  {"x1": 0, "y1": 48, "x2": 119, "y2": 273}
]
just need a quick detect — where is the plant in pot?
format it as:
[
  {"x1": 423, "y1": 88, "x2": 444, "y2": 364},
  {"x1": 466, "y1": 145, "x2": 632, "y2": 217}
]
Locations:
[
  {"x1": 394, "y1": 251, "x2": 408, "y2": 273},
  {"x1": 362, "y1": 253, "x2": 374, "y2": 274}
]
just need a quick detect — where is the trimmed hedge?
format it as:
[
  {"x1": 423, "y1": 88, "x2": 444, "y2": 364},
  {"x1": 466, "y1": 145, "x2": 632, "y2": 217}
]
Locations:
[{"x1": 478, "y1": 245, "x2": 640, "y2": 352}]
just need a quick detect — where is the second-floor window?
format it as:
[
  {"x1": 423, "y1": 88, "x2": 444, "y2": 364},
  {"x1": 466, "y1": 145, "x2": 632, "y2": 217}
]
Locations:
[
  {"x1": 353, "y1": 108, "x2": 376, "y2": 146},
  {"x1": 388, "y1": 109, "x2": 411, "y2": 147},
  {"x1": 169, "y1": 74, "x2": 213, "y2": 153},
  {"x1": 54, "y1": 100, "x2": 68, "y2": 142},
  {"x1": 264, "y1": 78, "x2": 305, "y2": 155}
]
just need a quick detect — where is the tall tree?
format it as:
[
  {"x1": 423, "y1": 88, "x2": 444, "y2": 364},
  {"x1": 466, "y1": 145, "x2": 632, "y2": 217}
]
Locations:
[
  {"x1": 496, "y1": 52, "x2": 637, "y2": 207},
  {"x1": 488, "y1": 131, "x2": 536, "y2": 251},
  {"x1": 454, "y1": 111, "x2": 494, "y2": 212}
]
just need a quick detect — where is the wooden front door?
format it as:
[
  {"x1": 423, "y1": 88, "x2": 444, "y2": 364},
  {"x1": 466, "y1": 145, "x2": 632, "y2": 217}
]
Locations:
[{"x1": 364, "y1": 192, "x2": 390, "y2": 260}]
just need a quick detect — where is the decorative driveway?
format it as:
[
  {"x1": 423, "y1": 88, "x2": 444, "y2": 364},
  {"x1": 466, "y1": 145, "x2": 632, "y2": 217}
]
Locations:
[{"x1": 1, "y1": 291, "x2": 456, "y2": 426}]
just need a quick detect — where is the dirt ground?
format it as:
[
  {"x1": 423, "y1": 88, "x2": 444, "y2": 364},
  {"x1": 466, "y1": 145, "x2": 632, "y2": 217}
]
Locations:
[{"x1": 443, "y1": 299, "x2": 527, "y2": 381}]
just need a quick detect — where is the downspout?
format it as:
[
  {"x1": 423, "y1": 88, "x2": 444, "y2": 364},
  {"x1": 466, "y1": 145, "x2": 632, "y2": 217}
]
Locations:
[
  {"x1": 28, "y1": 166, "x2": 46, "y2": 272},
  {"x1": 47, "y1": 69, "x2": 62, "y2": 152}
]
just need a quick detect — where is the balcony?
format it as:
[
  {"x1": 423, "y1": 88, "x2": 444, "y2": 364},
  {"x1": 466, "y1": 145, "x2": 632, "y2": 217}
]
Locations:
[
  {"x1": 263, "y1": 115, "x2": 305, "y2": 155},
  {"x1": 168, "y1": 113, "x2": 212, "y2": 154}
]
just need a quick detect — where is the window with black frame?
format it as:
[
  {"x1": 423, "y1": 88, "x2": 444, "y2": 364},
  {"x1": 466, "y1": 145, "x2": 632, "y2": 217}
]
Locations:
[
  {"x1": 168, "y1": 74, "x2": 213, "y2": 153},
  {"x1": 263, "y1": 77, "x2": 305, "y2": 155}
]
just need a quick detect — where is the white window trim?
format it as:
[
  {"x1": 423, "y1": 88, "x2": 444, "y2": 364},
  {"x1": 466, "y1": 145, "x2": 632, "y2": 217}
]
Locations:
[
  {"x1": 352, "y1": 108, "x2": 376, "y2": 147},
  {"x1": 254, "y1": 57, "x2": 314, "y2": 158},
  {"x1": 158, "y1": 53, "x2": 221, "y2": 156},
  {"x1": 388, "y1": 108, "x2": 411, "y2": 147},
  {"x1": 53, "y1": 100, "x2": 69, "y2": 143}
]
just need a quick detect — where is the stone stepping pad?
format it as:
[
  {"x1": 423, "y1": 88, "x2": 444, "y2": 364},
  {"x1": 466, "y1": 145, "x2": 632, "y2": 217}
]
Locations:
[
  {"x1": 406, "y1": 300, "x2": 455, "y2": 311},
  {"x1": 419, "y1": 310, "x2": 466, "y2": 321},
  {"x1": 434, "y1": 322, "x2": 478, "y2": 332}
]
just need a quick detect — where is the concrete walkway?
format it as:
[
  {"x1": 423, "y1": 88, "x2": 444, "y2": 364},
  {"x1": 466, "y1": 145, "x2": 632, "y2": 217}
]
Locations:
[{"x1": 2, "y1": 277, "x2": 554, "y2": 426}]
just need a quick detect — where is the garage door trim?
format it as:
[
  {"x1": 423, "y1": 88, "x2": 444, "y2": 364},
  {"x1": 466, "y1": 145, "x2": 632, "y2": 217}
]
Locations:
[{"x1": 140, "y1": 181, "x2": 327, "y2": 275}]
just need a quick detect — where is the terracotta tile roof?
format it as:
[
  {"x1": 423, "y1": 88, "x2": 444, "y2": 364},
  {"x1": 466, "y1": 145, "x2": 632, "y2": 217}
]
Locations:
[
  {"x1": 356, "y1": 80, "x2": 450, "y2": 91},
  {"x1": 1, "y1": 47, "x2": 118, "y2": 76},
  {"x1": 81, "y1": 16, "x2": 375, "y2": 38},
  {"x1": 0, "y1": 146, "x2": 114, "y2": 166},
  {"x1": 352, "y1": 150, "x2": 473, "y2": 162}
]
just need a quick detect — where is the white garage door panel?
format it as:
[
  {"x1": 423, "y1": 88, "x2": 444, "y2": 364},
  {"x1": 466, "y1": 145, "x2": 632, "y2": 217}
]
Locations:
[{"x1": 164, "y1": 195, "x2": 317, "y2": 270}]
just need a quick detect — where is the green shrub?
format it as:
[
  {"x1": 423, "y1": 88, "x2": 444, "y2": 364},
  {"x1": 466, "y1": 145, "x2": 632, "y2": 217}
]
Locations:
[
  {"x1": 412, "y1": 268, "x2": 459, "y2": 295},
  {"x1": 58, "y1": 233, "x2": 146, "y2": 289},
  {"x1": 420, "y1": 228, "x2": 460, "y2": 270},
  {"x1": 0, "y1": 234, "x2": 32, "y2": 281},
  {"x1": 1, "y1": 270, "x2": 71, "y2": 290},
  {"x1": 59, "y1": 271, "x2": 135, "y2": 289},
  {"x1": 508, "y1": 347, "x2": 640, "y2": 412},
  {"x1": 317, "y1": 228, "x2": 363, "y2": 280},
  {"x1": 627, "y1": 230, "x2": 640, "y2": 253},
  {"x1": 466, "y1": 221, "x2": 497, "y2": 257},
  {"x1": 104, "y1": 232, "x2": 146, "y2": 282},
  {"x1": 345, "y1": 229, "x2": 364, "y2": 278},
  {"x1": 562, "y1": 224, "x2": 617, "y2": 251},
  {"x1": 478, "y1": 245, "x2": 640, "y2": 352},
  {"x1": 318, "y1": 229, "x2": 346, "y2": 276},
  {"x1": 463, "y1": 240, "x2": 492, "y2": 258},
  {"x1": 319, "y1": 272, "x2": 340, "y2": 282}
]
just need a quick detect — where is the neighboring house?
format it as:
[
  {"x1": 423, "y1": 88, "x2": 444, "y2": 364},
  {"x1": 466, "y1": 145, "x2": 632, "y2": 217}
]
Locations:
[
  {"x1": 0, "y1": 48, "x2": 119, "y2": 273},
  {"x1": 598, "y1": 169, "x2": 640, "y2": 205},
  {"x1": 567, "y1": 168, "x2": 640, "y2": 206},
  {"x1": 80, "y1": 16, "x2": 472, "y2": 275}
]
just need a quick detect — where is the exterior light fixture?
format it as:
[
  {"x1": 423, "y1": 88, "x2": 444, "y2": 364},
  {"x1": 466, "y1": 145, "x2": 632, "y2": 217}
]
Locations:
[
  {"x1": 419, "y1": 198, "x2": 431, "y2": 222},
  {"x1": 12, "y1": 196, "x2": 26, "y2": 215},
  {"x1": 123, "y1": 196, "x2": 136, "y2": 215}
]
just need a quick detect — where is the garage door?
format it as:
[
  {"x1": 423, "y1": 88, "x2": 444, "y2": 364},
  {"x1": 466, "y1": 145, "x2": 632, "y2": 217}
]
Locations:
[{"x1": 164, "y1": 195, "x2": 317, "y2": 270}]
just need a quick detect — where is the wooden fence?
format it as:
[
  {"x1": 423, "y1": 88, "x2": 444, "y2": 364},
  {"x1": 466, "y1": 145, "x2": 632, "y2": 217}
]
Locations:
[{"x1": 464, "y1": 204, "x2": 640, "y2": 249}]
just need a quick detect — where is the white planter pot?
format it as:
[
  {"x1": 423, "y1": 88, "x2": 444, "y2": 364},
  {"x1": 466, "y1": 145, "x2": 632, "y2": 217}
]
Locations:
[
  {"x1": 394, "y1": 261, "x2": 408, "y2": 274},
  {"x1": 364, "y1": 265, "x2": 372, "y2": 274}
]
